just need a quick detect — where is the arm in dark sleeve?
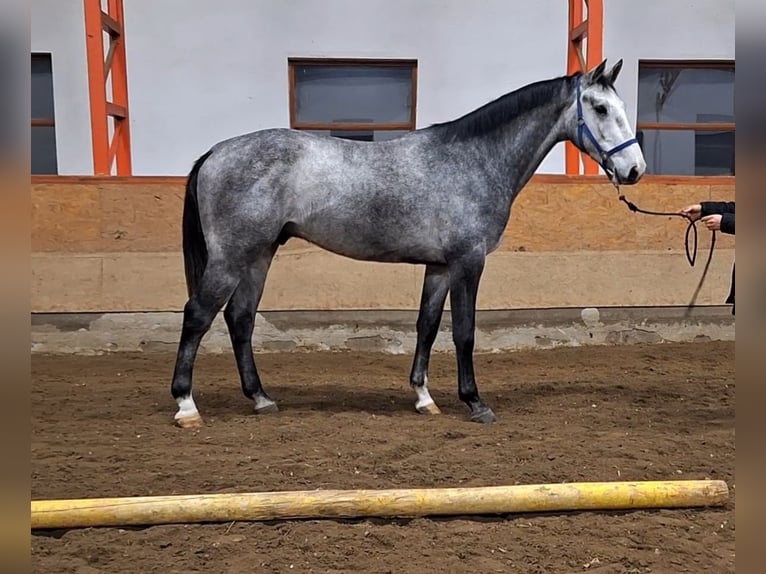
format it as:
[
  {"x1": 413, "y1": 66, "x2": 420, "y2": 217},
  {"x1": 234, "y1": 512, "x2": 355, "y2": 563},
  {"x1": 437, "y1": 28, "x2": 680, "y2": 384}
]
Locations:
[
  {"x1": 701, "y1": 201, "x2": 735, "y2": 216},
  {"x1": 720, "y1": 212, "x2": 735, "y2": 235}
]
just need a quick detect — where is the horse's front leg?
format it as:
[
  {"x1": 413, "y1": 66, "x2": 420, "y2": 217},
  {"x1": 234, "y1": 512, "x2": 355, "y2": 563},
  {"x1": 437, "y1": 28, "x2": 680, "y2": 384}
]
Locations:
[
  {"x1": 409, "y1": 264, "x2": 450, "y2": 414},
  {"x1": 448, "y1": 251, "x2": 497, "y2": 424}
]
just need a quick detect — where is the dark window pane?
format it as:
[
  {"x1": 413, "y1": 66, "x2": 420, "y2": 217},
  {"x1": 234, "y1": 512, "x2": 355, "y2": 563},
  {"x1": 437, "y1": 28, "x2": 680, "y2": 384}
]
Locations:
[
  {"x1": 637, "y1": 65, "x2": 734, "y2": 124},
  {"x1": 31, "y1": 126, "x2": 58, "y2": 174},
  {"x1": 638, "y1": 129, "x2": 734, "y2": 176},
  {"x1": 31, "y1": 53, "x2": 55, "y2": 120},
  {"x1": 695, "y1": 131, "x2": 735, "y2": 176},
  {"x1": 294, "y1": 65, "x2": 412, "y2": 124},
  {"x1": 305, "y1": 129, "x2": 410, "y2": 142}
]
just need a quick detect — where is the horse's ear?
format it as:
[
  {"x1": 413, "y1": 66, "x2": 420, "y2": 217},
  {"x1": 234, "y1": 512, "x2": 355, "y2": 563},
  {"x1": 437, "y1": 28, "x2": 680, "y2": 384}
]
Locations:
[
  {"x1": 587, "y1": 59, "x2": 608, "y2": 83},
  {"x1": 605, "y1": 59, "x2": 623, "y2": 85}
]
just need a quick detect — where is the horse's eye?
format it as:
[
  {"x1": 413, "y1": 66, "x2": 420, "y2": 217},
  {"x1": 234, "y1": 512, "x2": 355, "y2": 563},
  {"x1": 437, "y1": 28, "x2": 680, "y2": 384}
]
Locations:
[{"x1": 594, "y1": 105, "x2": 608, "y2": 116}]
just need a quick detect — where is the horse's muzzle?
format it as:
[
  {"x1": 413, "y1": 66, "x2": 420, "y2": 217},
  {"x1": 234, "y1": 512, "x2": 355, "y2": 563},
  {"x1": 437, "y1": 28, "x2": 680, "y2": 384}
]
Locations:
[
  {"x1": 623, "y1": 165, "x2": 642, "y2": 184},
  {"x1": 613, "y1": 164, "x2": 643, "y2": 185}
]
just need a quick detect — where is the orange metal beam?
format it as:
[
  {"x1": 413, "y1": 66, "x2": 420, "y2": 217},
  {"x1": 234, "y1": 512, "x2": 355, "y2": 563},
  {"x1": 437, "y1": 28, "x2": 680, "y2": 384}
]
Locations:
[
  {"x1": 567, "y1": 0, "x2": 585, "y2": 75},
  {"x1": 84, "y1": 0, "x2": 109, "y2": 175},
  {"x1": 585, "y1": 0, "x2": 603, "y2": 71},
  {"x1": 108, "y1": 0, "x2": 132, "y2": 175},
  {"x1": 570, "y1": 21, "x2": 588, "y2": 43},
  {"x1": 566, "y1": 0, "x2": 603, "y2": 175},
  {"x1": 84, "y1": 0, "x2": 132, "y2": 175}
]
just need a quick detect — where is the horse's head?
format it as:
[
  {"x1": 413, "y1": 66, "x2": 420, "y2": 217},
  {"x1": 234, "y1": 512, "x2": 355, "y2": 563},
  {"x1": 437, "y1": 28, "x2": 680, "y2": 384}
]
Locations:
[{"x1": 567, "y1": 59, "x2": 646, "y2": 186}]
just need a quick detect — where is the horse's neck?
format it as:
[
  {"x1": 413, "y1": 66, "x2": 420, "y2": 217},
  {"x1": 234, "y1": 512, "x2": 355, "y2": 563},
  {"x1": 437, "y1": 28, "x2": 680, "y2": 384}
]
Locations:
[{"x1": 483, "y1": 99, "x2": 571, "y2": 195}]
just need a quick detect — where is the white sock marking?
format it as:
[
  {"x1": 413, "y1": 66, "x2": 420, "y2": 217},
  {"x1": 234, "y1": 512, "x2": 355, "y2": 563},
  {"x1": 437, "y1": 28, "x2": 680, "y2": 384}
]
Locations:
[
  {"x1": 414, "y1": 377, "x2": 436, "y2": 410},
  {"x1": 175, "y1": 395, "x2": 199, "y2": 420},
  {"x1": 254, "y1": 394, "x2": 276, "y2": 410}
]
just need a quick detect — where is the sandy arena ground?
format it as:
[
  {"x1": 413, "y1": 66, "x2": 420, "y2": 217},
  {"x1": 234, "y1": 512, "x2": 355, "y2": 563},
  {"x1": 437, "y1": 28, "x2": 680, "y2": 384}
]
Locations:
[{"x1": 32, "y1": 341, "x2": 734, "y2": 573}]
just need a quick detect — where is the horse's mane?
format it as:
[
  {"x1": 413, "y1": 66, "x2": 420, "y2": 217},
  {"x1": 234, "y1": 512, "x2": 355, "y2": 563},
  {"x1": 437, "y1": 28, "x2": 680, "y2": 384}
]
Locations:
[{"x1": 428, "y1": 73, "x2": 581, "y2": 142}]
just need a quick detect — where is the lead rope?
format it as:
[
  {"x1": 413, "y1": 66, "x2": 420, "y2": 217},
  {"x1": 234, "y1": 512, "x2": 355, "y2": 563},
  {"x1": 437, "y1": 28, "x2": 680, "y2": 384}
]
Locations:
[{"x1": 617, "y1": 193, "x2": 716, "y2": 318}]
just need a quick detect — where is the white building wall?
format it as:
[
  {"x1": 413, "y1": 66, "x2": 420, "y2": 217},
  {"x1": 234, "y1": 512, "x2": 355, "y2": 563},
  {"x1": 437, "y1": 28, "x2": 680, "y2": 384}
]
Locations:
[
  {"x1": 31, "y1": 0, "x2": 735, "y2": 176},
  {"x1": 604, "y1": 0, "x2": 735, "y2": 123},
  {"x1": 122, "y1": 0, "x2": 567, "y2": 175},
  {"x1": 30, "y1": 0, "x2": 92, "y2": 175},
  {"x1": 603, "y1": 0, "x2": 735, "y2": 174}
]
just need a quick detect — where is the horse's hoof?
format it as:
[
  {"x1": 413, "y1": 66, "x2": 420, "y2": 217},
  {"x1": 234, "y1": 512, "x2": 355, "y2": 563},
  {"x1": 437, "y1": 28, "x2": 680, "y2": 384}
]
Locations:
[
  {"x1": 255, "y1": 402, "x2": 279, "y2": 415},
  {"x1": 416, "y1": 402, "x2": 442, "y2": 415},
  {"x1": 470, "y1": 408, "x2": 497, "y2": 424},
  {"x1": 175, "y1": 413, "x2": 204, "y2": 428}
]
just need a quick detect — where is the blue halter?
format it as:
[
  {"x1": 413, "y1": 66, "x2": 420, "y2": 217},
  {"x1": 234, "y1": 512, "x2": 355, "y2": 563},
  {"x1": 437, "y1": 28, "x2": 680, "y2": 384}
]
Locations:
[{"x1": 575, "y1": 75, "x2": 639, "y2": 170}]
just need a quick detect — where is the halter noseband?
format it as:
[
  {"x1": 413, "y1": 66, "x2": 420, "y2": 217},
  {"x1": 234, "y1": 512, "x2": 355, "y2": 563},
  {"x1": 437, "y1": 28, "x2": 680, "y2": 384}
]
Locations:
[{"x1": 575, "y1": 75, "x2": 639, "y2": 171}]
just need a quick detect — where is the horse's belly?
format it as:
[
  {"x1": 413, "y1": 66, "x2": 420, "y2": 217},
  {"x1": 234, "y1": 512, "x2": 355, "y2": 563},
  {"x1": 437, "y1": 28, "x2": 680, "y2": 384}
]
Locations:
[{"x1": 289, "y1": 222, "x2": 445, "y2": 265}]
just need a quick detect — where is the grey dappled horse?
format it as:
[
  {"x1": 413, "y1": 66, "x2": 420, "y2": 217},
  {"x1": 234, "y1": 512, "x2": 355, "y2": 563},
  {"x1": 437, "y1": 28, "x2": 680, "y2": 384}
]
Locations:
[{"x1": 171, "y1": 59, "x2": 645, "y2": 427}]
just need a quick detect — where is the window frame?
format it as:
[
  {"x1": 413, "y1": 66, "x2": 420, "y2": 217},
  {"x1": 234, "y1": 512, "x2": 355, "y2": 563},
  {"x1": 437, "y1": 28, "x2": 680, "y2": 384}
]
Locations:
[
  {"x1": 636, "y1": 59, "x2": 735, "y2": 132},
  {"x1": 636, "y1": 60, "x2": 734, "y2": 133},
  {"x1": 636, "y1": 59, "x2": 735, "y2": 177},
  {"x1": 31, "y1": 52, "x2": 58, "y2": 175},
  {"x1": 287, "y1": 57, "x2": 418, "y2": 134},
  {"x1": 31, "y1": 52, "x2": 56, "y2": 129}
]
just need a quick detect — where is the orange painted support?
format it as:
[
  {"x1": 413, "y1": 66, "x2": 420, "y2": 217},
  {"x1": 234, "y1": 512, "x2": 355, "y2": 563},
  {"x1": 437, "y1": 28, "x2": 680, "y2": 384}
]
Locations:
[
  {"x1": 566, "y1": 0, "x2": 603, "y2": 175},
  {"x1": 84, "y1": 0, "x2": 132, "y2": 175}
]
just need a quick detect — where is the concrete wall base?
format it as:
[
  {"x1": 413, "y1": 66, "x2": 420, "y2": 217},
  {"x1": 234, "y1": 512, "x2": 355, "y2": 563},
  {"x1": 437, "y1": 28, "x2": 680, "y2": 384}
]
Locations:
[{"x1": 31, "y1": 306, "x2": 735, "y2": 356}]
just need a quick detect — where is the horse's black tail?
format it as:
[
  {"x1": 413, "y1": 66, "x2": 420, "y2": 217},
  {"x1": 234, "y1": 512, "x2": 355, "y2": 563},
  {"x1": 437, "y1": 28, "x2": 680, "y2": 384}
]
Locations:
[{"x1": 182, "y1": 150, "x2": 213, "y2": 298}]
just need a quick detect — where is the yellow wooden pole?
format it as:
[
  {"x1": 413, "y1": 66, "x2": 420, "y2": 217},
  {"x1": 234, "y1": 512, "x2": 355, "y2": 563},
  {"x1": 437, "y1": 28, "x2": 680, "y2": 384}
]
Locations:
[{"x1": 31, "y1": 480, "x2": 728, "y2": 530}]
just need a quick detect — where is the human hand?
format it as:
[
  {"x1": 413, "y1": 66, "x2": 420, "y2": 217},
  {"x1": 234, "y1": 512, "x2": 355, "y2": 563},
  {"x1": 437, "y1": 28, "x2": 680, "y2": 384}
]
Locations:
[
  {"x1": 680, "y1": 203, "x2": 702, "y2": 221},
  {"x1": 701, "y1": 214, "x2": 723, "y2": 231}
]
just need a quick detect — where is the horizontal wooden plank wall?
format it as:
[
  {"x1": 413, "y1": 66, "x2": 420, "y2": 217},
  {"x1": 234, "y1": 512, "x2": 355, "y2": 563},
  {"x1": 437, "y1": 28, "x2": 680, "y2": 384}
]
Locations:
[{"x1": 31, "y1": 175, "x2": 735, "y2": 313}]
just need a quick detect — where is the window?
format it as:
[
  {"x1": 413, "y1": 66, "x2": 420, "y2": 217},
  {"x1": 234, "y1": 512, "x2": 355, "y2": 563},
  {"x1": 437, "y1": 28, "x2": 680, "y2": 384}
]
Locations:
[
  {"x1": 31, "y1": 53, "x2": 58, "y2": 174},
  {"x1": 288, "y1": 58, "x2": 417, "y2": 142},
  {"x1": 636, "y1": 60, "x2": 734, "y2": 176}
]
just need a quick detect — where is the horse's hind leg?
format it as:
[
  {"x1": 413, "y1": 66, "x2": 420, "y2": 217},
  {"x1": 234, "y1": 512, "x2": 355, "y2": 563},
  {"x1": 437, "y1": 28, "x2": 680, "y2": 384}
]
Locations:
[
  {"x1": 224, "y1": 248, "x2": 278, "y2": 414},
  {"x1": 171, "y1": 261, "x2": 240, "y2": 428},
  {"x1": 409, "y1": 264, "x2": 449, "y2": 415}
]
